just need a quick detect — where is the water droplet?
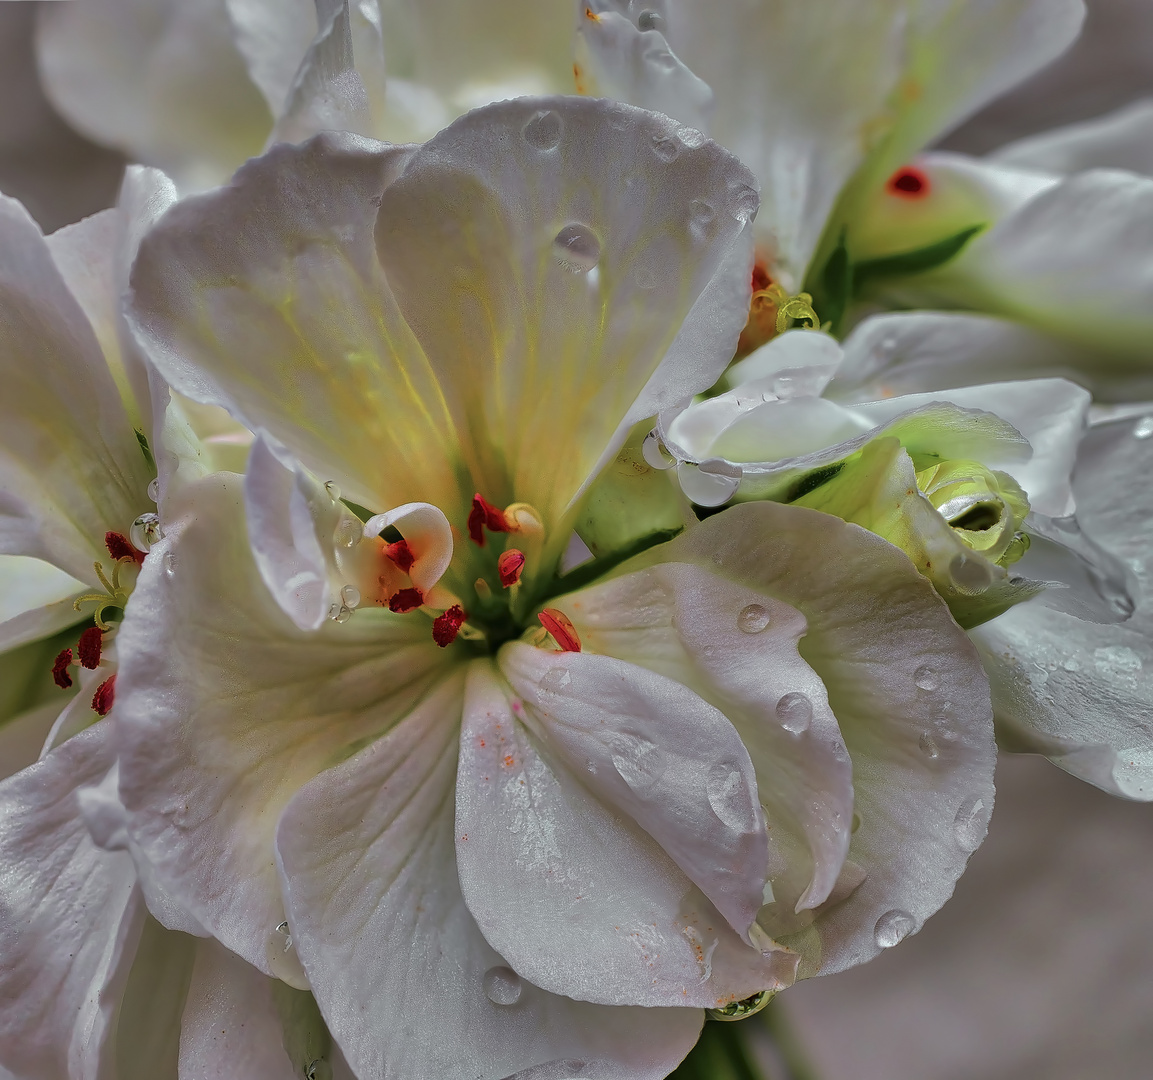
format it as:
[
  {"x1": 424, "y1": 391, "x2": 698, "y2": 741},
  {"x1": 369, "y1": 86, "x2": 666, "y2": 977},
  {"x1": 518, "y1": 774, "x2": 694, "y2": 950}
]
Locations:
[
  {"x1": 552, "y1": 224, "x2": 601, "y2": 273},
  {"x1": 949, "y1": 552, "x2": 993, "y2": 593},
  {"x1": 335, "y1": 605, "x2": 352, "y2": 624},
  {"x1": 913, "y1": 664, "x2": 939, "y2": 692},
  {"x1": 874, "y1": 909, "x2": 915, "y2": 948},
  {"x1": 483, "y1": 965, "x2": 523, "y2": 1006},
  {"x1": 265, "y1": 921, "x2": 307, "y2": 985},
  {"x1": 642, "y1": 429, "x2": 676, "y2": 470},
  {"x1": 162, "y1": 551, "x2": 177, "y2": 578},
  {"x1": 611, "y1": 735, "x2": 667, "y2": 792},
  {"x1": 737, "y1": 604, "x2": 771, "y2": 634},
  {"x1": 918, "y1": 732, "x2": 940, "y2": 759},
  {"x1": 1133, "y1": 415, "x2": 1153, "y2": 440},
  {"x1": 540, "y1": 666, "x2": 572, "y2": 693},
  {"x1": 689, "y1": 198, "x2": 716, "y2": 236},
  {"x1": 707, "y1": 762, "x2": 757, "y2": 831},
  {"x1": 129, "y1": 513, "x2": 163, "y2": 552},
  {"x1": 637, "y1": 9, "x2": 665, "y2": 31},
  {"x1": 341, "y1": 584, "x2": 361, "y2": 610},
  {"x1": 334, "y1": 516, "x2": 363, "y2": 548},
  {"x1": 324, "y1": 480, "x2": 341, "y2": 501},
  {"x1": 651, "y1": 133, "x2": 680, "y2": 162},
  {"x1": 953, "y1": 794, "x2": 987, "y2": 852},
  {"x1": 728, "y1": 185, "x2": 759, "y2": 223},
  {"x1": 523, "y1": 110, "x2": 562, "y2": 151},
  {"x1": 147, "y1": 477, "x2": 160, "y2": 502},
  {"x1": 775, "y1": 692, "x2": 812, "y2": 734},
  {"x1": 1062, "y1": 658, "x2": 1080, "y2": 672}
]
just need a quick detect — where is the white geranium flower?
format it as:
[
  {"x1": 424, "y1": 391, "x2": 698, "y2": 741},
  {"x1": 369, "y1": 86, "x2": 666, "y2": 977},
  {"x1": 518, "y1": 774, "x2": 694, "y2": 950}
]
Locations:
[
  {"x1": 118, "y1": 98, "x2": 996, "y2": 1078},
  {"x1": 652, "y1": 323, "x2": 1152, "y2": 799}
]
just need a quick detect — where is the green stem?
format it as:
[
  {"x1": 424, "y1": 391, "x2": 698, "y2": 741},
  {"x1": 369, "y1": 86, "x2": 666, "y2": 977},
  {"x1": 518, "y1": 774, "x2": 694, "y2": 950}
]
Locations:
[{"x1": 669, "y1": 1001, "x2": 820, "y2": 1080}]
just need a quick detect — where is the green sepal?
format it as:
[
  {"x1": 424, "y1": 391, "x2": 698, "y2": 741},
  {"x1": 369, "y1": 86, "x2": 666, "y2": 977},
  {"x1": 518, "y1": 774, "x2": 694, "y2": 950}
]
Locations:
[
  {"x1": 852, "y1": 223, "x2": 986, "y2": 291},
  {"x1": 806, "y1": 232, "x2": 850, "y2": 335},
  {"x1": 271, "y1": 981, "x2": 333, "y2": 1080},
  {"x1": 134, "y1": 428, "x2": 156, "y2": 470}
]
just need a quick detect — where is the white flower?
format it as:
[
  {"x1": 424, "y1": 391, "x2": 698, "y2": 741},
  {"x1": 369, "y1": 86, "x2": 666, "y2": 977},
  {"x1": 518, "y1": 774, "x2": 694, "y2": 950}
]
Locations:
[
  {"x1": 656, "y1": 322, "x2": 1152, "y2": 799},
  {"x1": 117, "y1": 98, "x2": 995, "y2": 1077}
]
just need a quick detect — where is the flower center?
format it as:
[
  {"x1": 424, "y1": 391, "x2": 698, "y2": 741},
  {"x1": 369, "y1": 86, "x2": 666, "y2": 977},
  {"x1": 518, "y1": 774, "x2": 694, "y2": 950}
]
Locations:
[{"x1": 915, "y1": 459, "x2": 1030, "y2": 565}]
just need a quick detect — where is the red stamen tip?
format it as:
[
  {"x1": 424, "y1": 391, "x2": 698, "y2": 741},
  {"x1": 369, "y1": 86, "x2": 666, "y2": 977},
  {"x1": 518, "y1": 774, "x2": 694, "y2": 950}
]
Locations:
[
  {"x1": 77, "y1": 627, "x2": 103, "y2": 670},
  {"x1": 52, "y1": 648, "x2": 74, "y2": 689},
  {"x1": 105, "y1": 531, "x2": 145, "y2": 565},
  {"x1": 432, "y1": 605, "x2": 467, "y2": 648},
  {"x1": 384, "y1": 538, "x2": 415, "y2": 573},
  {"x1": 538, "y1": 608, "x2": 582, "y2": 653},
  {"x1": 888, "y1": 167, "x2": 929, "y2": 197},
  {"x1": 91, "y1": 675, "x2": 116, "y2": 716},
  {"x1": 498, "y1": 549, "x2": 526, "y2": 588},
  {"x1": 388, "y1": 587, "x2": 424, "y2": 614},
  {"x1": 468, "y1": 494, "x2": 511, "y2": 546}
]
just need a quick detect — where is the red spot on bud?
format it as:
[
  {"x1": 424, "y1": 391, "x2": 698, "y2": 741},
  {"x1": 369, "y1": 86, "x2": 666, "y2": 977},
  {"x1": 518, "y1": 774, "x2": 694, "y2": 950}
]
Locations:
[
  {"x1": 77, "y1": 627, "x2": 103, "y2": 669},
  {"x1": 384, "y1": 538, "x2": 415, "y2": 573},
  {"x1": 388, "y1": 587, "x2": 424, "y2": 613},
  {"x1": 538, "y1": 608, "x2": 582, "y2": 653},
  {"x1": 498, "y1": 549, "x2": 526, "y2": 588},
  {"x1": 432, "y1": 604, "x2": 467, "y2": 647},
  {"x1": 92, "y1": 675, "x2": 116, "y2": 716},
  {"x1": 52, "y1": 648, "x2": 74, "y2": 689},
  {"x1": 105, "y1": 531, "x2": 145, "y2": 565},
  {"x1": 468, "y1": 494, "x2": 511, "y2": 546},
  {"x1": 888, "y1": 167, "x2": 929, "y2": 197}
]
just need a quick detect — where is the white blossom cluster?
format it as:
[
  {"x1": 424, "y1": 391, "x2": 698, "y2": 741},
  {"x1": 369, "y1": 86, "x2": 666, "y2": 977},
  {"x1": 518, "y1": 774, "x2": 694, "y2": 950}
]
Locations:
[{"x1": 1, "y1": 2, "x2": 1151, "y2": 1078}]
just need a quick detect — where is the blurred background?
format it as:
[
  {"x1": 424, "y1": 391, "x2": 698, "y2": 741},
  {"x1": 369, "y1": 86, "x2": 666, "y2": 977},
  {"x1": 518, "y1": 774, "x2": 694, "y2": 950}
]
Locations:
[{"x1": 2, "y1": 1, "x2": 1151, "y2": 1076}]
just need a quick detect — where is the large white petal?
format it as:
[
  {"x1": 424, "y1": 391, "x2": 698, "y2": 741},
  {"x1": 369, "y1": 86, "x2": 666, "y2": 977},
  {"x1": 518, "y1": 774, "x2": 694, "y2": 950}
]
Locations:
[
  {"x1": 276, "y1": 666, "x2": 703, "y2": 1079},
  {"x1": 0, "y1": 724, "x2": 142, "y2": 1080},
  {"x1": 973, "y1": 416, "x2": 1153, "y2": 800},
  {"x1": 990, "y1": 97, "x2": 1153, "y2": 177},
  {"x1": 833, "y1": 311, "x2": 1153, "y2": 404},
  {"x1": 36, "y1": 0, "x2": 271, "y2": 190},
  {"x1": 224, "y1": 0, "x2": 317, "y2": 118},
  {"x1": 0, "y1": 556, "x2": 85, "y2": 654},
  {"x1": 620, "y1": 504, "x2": 997, "y2": 975},
  {"x1": 114, "y1": 475, "x2": 453, "y2": 978},
  {"x1": 553, "y1": 562, "x2": 854, "y2": 921},
  {"x1": 0, "y1": 193, "x2": 153, "y2": 585}
]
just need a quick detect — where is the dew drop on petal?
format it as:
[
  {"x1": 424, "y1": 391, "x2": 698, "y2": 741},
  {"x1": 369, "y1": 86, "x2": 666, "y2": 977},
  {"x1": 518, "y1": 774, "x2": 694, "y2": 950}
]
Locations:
[
  {"x1": 775, "y1": 692, "x2": 812, "y2": 734},
  {"x1": 611, "y1": 735, "x2": 667, "y2": 792},
  {"x1": 642, "y1": 429, "x2": 677, "y2": 470},
  {"x1": 728, "y1": 185, "x2": 759, "y2": 223},
  {"x1": 953, "y1": 794, "x2": 987, "y2": 853},
  {"x1": 707, "y1": 762, "x2": 757, "y2": 831},
  {"x1": 540, "y1": 666, "x2": 572, "y2": 693},
  {"x1": 523, "y1": 109, "x2": 562, "y2": 151},
  {"x1": 634, "y1": 263, "x2": 660, "y2": 290},
  {"x1": 265, "y1": 921, "x2": 307, "y2": 984},
  {"x1": 483, "y1": 965, "x2": 523, "y2": 1006},
  {"x1": 162, "y1": 551, "x2": 177, "y2": 578},
  {"x1": 324, "y1": 480, "x2": 341, "y2": 502},
  {"x1": 1133, "y1": 416, "x2": 1153, "y2": 440},
  {"x1": 651, "y1": 133, "x2": 680, "y2": 162},
  {"x1": 949, "y1": 552, "x2": 993, "y2": 593},
  {"x1": 334, "y1": 516, "x2": 363, "y2": 548},
  {"x1": 737, "y1": 603, "x2": 771, "y2": 634},
  {"x1": 130, "y1": 513, "x2": 163, "y2": 552},
  {"x1": 874, "y1": 909, "x2": 915, "y2": 948},
  {"x1": 147, "y1": 477, "x2": 160, "y2": 503},
  {"x1": 648, "y1": 48, "x2": 678, "y2": 71},
  {"x1": 637, "y1": 9, "x2": 665, "y2": 31},
  {"x1": 341, "y1": 584, "x2": 361, "y2": 610},
  {"x1": 913, "y1": 664, "x2": 939, "y2": 692},
  {"x1": 689, "y1": 198, "x2": 716, "y2": 237},
  {"x1": 918, "y1": 732, "x2": 940, "y2": 759},
  {"x1": 553, "y1": 224, "x2": 601, "y2": 273}
]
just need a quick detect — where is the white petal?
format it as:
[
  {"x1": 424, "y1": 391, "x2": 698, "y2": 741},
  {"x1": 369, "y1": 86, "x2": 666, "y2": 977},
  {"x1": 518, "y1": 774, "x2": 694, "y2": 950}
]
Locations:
[
  {"x1": 0, "y1": 193, "x2": 152, "y2": 584},
  {"x1": 0, "y1": 724, "x2": 142, "y2": 1080},
  {"x1": 224, "y1": 0, "x2": 317, "y2": 116},
  {"x1": 36, "y1": 0, "x2": 272, "y2": 190},
  {"x1": 973, "y1": 416, "x2": 1153, "y2": 800},
  {"x1": 276, "y1": 665, "x2": 702, "y2": 1079},
  {"x1": 499, "y1": 641, "x2": 770, "y2": 939},
  {"x1": 114, "y1": 475, "x2": 453, "y2": 977},
  {"x1": 991, "y1": 97, "x2": 1153, "y2": 177},
  {"x1": 721, "y1": 328, "x2": 844, "y2": 398},
  {"x1": 553, "y1": 562, "x2": 855, "y2": 919},
  {"x1": 0, "y1": 556, "x2": 86, "y2": 653},
  {"x1": 625, "y1": 504, "x2": 997, "y2": 974},
  {"x1": 833, "y1": 311, "x2": 1153, "y2": 404},
  {"x1": 178, "y1": 937, "x2": 297, "y2": 1080}
]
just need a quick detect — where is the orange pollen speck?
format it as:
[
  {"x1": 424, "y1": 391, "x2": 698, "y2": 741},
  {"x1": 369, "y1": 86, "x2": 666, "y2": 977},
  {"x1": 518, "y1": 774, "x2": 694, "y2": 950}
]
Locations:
[{"x1": 538, "y1": 608, "x2": 581, "y2": 653}]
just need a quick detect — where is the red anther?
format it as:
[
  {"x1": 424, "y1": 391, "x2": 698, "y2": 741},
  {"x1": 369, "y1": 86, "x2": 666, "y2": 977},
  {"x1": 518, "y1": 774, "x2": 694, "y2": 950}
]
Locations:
[
  {"x1": 498, "y1": 549, "x2": 526, "y2": 588},
  {"x1": 432, "y1": 605, "x2": 467, "y2": 648},
  {"x1": 538, "y1": 608, "x2": 582, "y2": 653},
  {"x1": 52, "y1": 648, "x2": 74, "y2": 689},
  {"x1": 105, "y1": 531, "x2": 145, "y2": 565},
  {"x1": 388, "y1": 587, "x2": 424, "y2": 613},
  {"x1": 468, "y1": 494, "x2": 511, "y2": 546},
  {"x1": 888, "y1": 167, "x2": 929, "y2": 197},
  {"x1": 384, "y1": 538, "x2": 415, "y2": 573},
  {"x1": 91, "y1": 675, "x2": 116, "y2": 716},
  {"x1": 751, "y1": 261, "x2": 773, "y2": 293},
  {"x1": 77, "y1": 627, "x2": 103, "y2": 669}
]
